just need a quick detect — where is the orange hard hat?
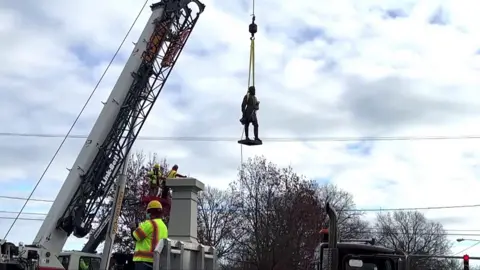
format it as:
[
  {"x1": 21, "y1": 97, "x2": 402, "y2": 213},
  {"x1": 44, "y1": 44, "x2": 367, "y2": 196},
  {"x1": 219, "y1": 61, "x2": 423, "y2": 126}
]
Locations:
[{"x1": 147, "y1": 200, "x2": 162, "y2": 210}]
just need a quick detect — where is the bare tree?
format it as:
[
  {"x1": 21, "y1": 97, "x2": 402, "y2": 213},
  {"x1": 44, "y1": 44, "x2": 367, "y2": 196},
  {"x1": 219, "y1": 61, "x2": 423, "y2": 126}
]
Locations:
[
  {"x1": 227, "y1": 156, "x2": 323, "y2": 270},
  {"x1": 197, "y1": 186, "x2": 241, "y2": 260},
  {"x1": 375, "y1": 211, "x2": 452, "y2": 270},
  {"x1": 92, "y1": 151, "x2": 168, "y2": 252},
  {"x1": 316, "y1": 184, "x2": 369, "y2": 239}
]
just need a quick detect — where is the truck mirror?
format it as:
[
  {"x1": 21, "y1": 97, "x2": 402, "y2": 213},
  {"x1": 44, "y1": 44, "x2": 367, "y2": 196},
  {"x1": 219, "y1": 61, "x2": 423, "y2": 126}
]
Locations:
[{"x1": 348, "y1": 259, "x2": 363, "y2": 268}]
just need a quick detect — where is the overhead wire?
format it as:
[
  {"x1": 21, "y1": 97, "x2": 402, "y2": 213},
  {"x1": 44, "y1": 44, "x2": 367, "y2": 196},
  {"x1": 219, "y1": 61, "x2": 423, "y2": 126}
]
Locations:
[
  {"x1": 0, "y1": 210, "x2": 47, "y2": 216},
  {"x1": 341, "y1": 203, "x2": 480, "y2": 212},
  {"x1": 195, "y1": 203, "x2": 480, "y2": 212},
  {"x1": 0, "y1": 208, "x2": 479, "y2": 233},
  {"x1": 354, "y1": 232, "x2": 480, "y2": 237},
  {"x1": 1, "y1": 213, "x2": 480, "y2": 237},
  {"x1": 6, "y1": 206, "x2": 480, "y2": 233},
  {"x1": 454, "y1": 241, "x2": 480, "y2": 255},
  {"x1": 0, "y1": 217, "x2": 45, "y2": 221},
  {"x1": 3, "y1": 132, "x2": 480, "y2": 142},
  {"x1": 3, "y1": 193, "x2": 480, "y2": 212},
  {"x1": 1, "y1": 0, "x2": 149, "y2": 239},
  {"x1": 0, "y1": 195, "x2": 53, "y2": 203},
  {"x1": 5, "y1": 207, "x2": 480, "y2": 235}
]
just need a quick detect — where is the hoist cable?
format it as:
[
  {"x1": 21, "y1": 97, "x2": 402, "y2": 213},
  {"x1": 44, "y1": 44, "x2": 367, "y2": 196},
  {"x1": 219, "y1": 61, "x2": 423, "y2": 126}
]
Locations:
[
  {"x1": 240, "y1": 0, "x2": 257, "y2": 175},
  {"x1": 247, "y1": 37, "x2": 255, "y2": 87},
  {"x1": 2, "y1": 0, "x2": 149, "y2": 239}
]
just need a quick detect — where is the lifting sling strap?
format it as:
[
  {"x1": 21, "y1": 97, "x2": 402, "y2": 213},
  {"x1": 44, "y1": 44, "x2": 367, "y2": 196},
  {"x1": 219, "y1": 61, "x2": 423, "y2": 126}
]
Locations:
[{"x1": 247, "y1": 15, "x2": 256, "y2": 91}]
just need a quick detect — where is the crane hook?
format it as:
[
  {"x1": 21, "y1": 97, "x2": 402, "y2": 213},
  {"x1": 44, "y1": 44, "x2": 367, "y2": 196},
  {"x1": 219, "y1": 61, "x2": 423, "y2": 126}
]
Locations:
[{"x1": 249, "y1": 15, "x2": 257, "y2": 39}]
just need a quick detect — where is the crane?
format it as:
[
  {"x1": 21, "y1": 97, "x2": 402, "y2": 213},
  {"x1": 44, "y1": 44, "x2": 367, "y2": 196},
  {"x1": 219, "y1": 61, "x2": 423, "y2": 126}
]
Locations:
[
  {"x1": 0, "y1": 0, "x2": 205, "y2": 269},
  {"x1": 82, "y1": 212, "x2": 111, "y2": 254}
]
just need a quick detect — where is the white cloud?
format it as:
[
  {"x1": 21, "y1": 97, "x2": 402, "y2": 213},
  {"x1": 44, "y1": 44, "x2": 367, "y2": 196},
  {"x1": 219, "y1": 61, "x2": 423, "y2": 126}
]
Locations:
[{"x1": 1, "y1": 0, "x2": 480, "y2": 263}]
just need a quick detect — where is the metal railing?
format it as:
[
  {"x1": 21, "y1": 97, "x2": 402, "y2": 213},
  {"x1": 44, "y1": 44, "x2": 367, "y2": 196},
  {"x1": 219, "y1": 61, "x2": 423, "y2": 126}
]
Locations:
[{"x1": 152, "y1": 238, "x2": 217, "y2": 269}]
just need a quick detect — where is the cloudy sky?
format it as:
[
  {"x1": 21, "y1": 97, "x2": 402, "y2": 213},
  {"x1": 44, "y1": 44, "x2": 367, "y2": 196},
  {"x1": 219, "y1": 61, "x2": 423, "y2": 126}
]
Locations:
[{"x1": 2, "y1": 0, "x2": 480, "y2": 262}]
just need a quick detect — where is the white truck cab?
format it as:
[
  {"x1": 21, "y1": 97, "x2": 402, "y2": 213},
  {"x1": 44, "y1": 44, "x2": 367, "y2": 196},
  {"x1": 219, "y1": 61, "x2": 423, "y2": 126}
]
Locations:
[{"x1": 58, "y1": 251, "x2": 101, "y2": 270}]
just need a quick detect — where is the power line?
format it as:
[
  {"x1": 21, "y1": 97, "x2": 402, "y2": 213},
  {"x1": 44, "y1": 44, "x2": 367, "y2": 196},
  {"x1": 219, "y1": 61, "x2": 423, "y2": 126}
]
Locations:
[
  {"x1": 455, "y1": 241, "x2": 480, "y2": 255},
  {"x1": 0, "y1": 210, "x2": 47, "y2": 216},
  {"x1": 0, "y1": 195, "x2": 53, "y2": 203},
  {"x1": 358, "y1": 229, "x2": 480, "y2": 233},
  {"x1": 199, "y1": 204, "x2": 480, "y2": 213},
  {"x1": 3, "y1": 207, "x2": 480, "y2": 233},
  {"x1": 3, "y1": 194, "x2": 480, "y2": 212},
  {"x1": 0, "y1": 214, "x2": 479, "y2": 237},
  {"x1": 359, "y1": 232, "x2": 480, "y2": 237},
  {"x1": 0, "y1": 207, "x2": 478, "y2": 233},
  {"x1": 343, "y1": 203, "x2": 480, "y2": 212},
  {"x1": 3, "y1": 132, "x2": 480, "y2": 142},
  {"x1": 0, "y1": 217, "x2": 44, "y2": 221},
  {"x1": 2, "y1": 210, "x2": 480, "y2": 236},
  {"x1": 345, "y1": 229, "x2": 480, "y2": 236}
]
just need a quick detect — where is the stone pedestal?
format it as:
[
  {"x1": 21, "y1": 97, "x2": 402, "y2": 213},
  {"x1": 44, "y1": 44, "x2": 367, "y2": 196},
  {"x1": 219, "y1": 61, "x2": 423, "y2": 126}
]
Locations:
[{"x1": 165, "y1": 177, "x2": 204, "y2": 243}]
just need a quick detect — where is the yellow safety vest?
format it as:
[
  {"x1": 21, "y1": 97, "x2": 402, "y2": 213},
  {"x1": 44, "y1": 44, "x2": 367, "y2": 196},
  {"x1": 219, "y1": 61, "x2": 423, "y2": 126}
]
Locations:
[
  {"x1": 167, "y1": 170, "x2": 177, "y2": 178},
  {"x1": 79, "y1": 259, "x2": 89, "y2": 270},
  {"x1": 148, "y1": 170, "x2": 162, "y2": 185},
  {"x1": 132, "y1": 218, "x2": 168, "y2": 263}
]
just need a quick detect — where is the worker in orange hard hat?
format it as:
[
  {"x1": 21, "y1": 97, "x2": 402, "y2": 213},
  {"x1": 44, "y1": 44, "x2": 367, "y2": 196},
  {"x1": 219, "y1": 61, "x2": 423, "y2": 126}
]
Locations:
[{"x1": 130, "y1": 200, "x2": 168, "y2": 269}]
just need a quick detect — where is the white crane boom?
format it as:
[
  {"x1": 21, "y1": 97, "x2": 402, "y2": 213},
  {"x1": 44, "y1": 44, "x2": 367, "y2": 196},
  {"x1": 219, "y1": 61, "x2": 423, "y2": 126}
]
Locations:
[
  {"x1": 0, "y1": 0, "x2": 205, "y2": 269},
  {"x1": 33, "y1": 5, "x2": 167, "y2": 253}
]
